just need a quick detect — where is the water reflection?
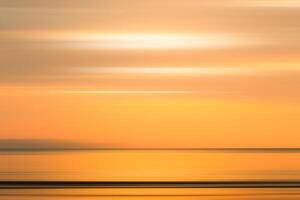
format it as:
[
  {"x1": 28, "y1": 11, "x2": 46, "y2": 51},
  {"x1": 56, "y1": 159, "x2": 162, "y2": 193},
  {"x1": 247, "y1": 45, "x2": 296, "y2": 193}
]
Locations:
[{"x1": 1, "y1": 150, "x2": 300, "y2": 199}]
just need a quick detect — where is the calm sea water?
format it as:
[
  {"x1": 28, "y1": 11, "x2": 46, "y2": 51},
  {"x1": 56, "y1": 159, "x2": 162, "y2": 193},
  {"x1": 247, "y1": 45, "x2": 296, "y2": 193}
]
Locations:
[{"x1": 1, "y1": 150, "x2": 300, "y2": 199}]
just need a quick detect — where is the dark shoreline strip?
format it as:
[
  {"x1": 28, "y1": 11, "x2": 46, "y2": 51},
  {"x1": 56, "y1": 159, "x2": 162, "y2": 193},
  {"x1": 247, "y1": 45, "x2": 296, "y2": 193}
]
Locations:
[
  {"x1": 1, "y1": 181, "x2": 300, "y2": 189},
  {"x1": 1, "y1": 193, "x2": 300, "y2": 197}
]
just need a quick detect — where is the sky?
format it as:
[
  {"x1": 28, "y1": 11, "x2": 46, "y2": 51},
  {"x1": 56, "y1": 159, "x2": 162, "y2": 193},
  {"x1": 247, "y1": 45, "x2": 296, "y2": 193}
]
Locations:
[{"x1": 0, "y1": 0, "x2": 300, "y2": 148}]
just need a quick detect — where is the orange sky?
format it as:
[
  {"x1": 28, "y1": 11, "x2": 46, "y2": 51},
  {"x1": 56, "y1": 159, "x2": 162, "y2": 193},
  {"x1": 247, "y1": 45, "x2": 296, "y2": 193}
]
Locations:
[{"x1": 0, "y1": 0, "x2": 300, "y2": 147}]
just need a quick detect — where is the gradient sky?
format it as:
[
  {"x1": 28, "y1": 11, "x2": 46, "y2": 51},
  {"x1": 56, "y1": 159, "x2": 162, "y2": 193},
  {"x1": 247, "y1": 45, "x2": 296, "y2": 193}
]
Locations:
[{"x1": 0, "y1": 0, "x2": 300, "y2": 147}]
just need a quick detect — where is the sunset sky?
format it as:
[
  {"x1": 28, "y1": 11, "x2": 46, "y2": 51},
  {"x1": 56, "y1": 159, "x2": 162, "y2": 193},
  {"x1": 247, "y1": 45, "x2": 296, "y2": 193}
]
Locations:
[{"x1": 0, "y1": 0, "x2": 300, "y2": 148}]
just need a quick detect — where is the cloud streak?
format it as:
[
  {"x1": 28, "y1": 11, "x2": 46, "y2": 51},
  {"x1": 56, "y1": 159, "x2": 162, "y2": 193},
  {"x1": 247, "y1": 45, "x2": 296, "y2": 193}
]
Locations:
[{"x1": 74, "y1": 66, "x2": 300, "y2": 76}]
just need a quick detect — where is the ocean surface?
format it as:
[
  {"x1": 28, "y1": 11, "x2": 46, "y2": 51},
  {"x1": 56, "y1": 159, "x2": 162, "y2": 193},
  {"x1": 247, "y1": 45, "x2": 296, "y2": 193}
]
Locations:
[{"x1": 1, "y1": 150, "x2": 300, "y2": 199}]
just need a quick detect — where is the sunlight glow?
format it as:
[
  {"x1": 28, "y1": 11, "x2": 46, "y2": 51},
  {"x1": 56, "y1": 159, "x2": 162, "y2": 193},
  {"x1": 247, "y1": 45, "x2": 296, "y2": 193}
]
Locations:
[
  {"x1": 76, "y1": 67, "x2": 259, "y2": 76},
  {"x1": 62, "y1": 33, "x2": 248, "y2": 49},
  {"x1": 47, "y1": 90, "x2": 220, "y2": 94}
]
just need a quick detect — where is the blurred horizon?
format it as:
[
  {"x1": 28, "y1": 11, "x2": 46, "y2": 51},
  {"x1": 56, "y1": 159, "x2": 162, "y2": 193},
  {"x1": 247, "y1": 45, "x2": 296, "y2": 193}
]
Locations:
[{"x1": 1, "y1": 2, "x2": 300, "y2": 200}]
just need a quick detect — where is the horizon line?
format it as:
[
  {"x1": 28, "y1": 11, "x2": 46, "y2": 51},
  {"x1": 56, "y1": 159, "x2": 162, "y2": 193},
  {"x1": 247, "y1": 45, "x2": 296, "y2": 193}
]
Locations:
[{"x1": 2, "y1": 147, "x2": 300, "y2": 152}]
